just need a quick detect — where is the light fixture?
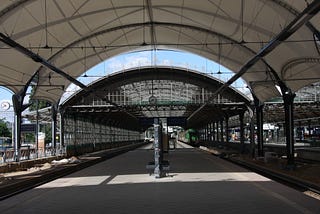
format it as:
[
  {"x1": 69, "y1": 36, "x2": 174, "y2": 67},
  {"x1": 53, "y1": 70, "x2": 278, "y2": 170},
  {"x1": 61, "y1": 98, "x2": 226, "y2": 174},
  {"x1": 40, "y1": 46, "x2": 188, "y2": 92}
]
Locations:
[
  {"x1": 83, "y1": 40, "x2": 88, "y2": 77},
  {"x1": 217, "y1": 37, "x2": 222, "y2": 75}
]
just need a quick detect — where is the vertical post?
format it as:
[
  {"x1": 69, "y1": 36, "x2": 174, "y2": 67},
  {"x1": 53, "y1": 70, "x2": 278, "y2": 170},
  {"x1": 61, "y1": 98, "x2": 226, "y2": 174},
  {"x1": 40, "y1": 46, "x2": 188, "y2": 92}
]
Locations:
[
  {"x1": 220, "y1": 119, "x2": 224, "y2": 143},
  {"x1": 250, "y1": 113, "x2": 255, "y2": 158},
  {"x1": 35, "y1": 100, "x2": 39, "y2": 158},
  {"x1": 210, "y1": 123, "x2": 213, "y2": 142},
  {"x1": 283, "y1": 91, "x2": 296, "y2": 167},
  {"x1": 239, "y1": 111, "x2": 245, "y2": 153},
  {"x1": 255, "y1": 98, "x2": 264, "y2": 156},
  {"x1": 298, "y1": 121, "x2": 302, "y2": 142},
  {"x1": 216, "y1": 121, "x2": 219, "y2": 142},
  {"x1": 73, "y1": 114, "x2": 77, "y2": 156},
  {"x1": 153, "y1": 118, "x2": 163, "y2": 178},
  {"x1": 51, "y1": 104, "x2": 57, "y2": 155},
  {"x1": 59, "y1": 109, "x2": 65, "y2": 150},
  {"x1": 205, "y1": 124, "x2": 208, "y2": 143},
  {"x1": 12, "y1": 94, "x2": 26, "y2": 162},
  {"x1": 308, "y1": 120, "x2": 311, "y2": 139},
  {"x1": 212, "y1": 122, "x2": 216, "y2": 142},
  {"x1": 225, "y1": 115, "x2": 229, "y2": 144},
  {"x1": 13, "y1": 111, "x2": 22, "y2": 162}
]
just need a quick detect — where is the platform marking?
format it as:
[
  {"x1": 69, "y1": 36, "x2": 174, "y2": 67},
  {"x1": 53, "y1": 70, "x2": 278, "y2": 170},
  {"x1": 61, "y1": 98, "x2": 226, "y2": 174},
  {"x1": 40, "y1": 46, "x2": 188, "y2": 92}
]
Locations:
[
  {"x1": 107, "y1": 172, "x2": 271, "y2": 185},
  {"x1": 36, "y1": 176, "x2": 110, "y2": 188}
]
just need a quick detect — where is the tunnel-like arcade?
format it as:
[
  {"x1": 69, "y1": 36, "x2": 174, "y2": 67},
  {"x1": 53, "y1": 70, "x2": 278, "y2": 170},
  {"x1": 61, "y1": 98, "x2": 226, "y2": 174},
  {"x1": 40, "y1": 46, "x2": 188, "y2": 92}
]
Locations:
[{"x1": 60, "y1": 66, "x2": 251, "y2": 176}]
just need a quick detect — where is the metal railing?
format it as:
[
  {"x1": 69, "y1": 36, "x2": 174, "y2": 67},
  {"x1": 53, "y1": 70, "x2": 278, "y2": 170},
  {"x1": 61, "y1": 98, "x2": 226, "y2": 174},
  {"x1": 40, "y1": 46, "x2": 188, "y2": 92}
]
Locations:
[{"x1": 0, "y1": 146, "x2": 66, "y2": 165}]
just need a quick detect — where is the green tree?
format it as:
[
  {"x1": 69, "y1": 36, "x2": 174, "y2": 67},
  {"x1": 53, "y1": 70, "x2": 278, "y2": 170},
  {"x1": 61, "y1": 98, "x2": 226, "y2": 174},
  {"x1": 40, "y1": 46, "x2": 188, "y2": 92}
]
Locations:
[
  {"x1": 0, "y1": 118, "x2": 11, "y2": 137},
  {"x1": 28, "y1": 85, "x2": 52, "y2": 144}
]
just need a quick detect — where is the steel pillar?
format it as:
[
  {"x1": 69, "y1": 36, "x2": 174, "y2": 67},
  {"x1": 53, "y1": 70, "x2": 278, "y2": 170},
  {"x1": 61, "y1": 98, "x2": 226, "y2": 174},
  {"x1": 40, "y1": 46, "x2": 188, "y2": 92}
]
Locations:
[
  {"x1": 13, "y1": 105, "x2": 22, "y2": 162},
  {"x1": 153, "y1": 118, "x2": 164, "y2": 178},
  {"x1": 51, "y1": 104, "x2": 58, "y2": 155},
  {"x1": 216, "y1": 121, "x2": 219, "y2": 142},
  {"x1": 249, "y1": 113, "x2": 256, "y2": 158},
  {"x1": 254, "y1": 98, "x2": 264, "y2": 156},
  {"x1": 239, "y1": 112, "x2": 245, "y2": 153},
  {"x1": 59, "y1": 108, "x2": 65, "y2": 151},
  {"x1": 225, "y1": 116, "x2": 229, "y2": 144},
  {"x1": 210, "y1": 123, "x2": 213, "y2": 142},
  {"x1": 283, "y1": 91, "x2": 296, "y2": 167},
  {"x1": 298, "y1": 121, "x2": 303, "y2": 142},
  {"x1": 212, "y1": 122, "x2": 216, "y2": 142},
  {"x1": 205, "y1": 125, "x2": 208, "y2": 142},
  {"x1": 308, "y1": 120, "x2": 311, "y2": 136},
  {"x1": 207, "y1": 123, "x2": 211, "y2": 142},
  {"x1": 12, "y1": 93, "x2": 29, "y2": 162},
  {"x1": 220, "y1": 120, "x2": 224, "y2": 143},
  {"x1": 36, "y1": 100, "x2": 39, "y2": 158}
]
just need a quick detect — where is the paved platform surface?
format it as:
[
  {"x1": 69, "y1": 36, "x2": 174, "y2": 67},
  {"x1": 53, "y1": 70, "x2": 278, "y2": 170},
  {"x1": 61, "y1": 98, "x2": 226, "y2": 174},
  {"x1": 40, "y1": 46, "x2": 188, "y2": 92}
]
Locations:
[{"x1": 0, "y1": 142, "x2": 319, "y2": 214}]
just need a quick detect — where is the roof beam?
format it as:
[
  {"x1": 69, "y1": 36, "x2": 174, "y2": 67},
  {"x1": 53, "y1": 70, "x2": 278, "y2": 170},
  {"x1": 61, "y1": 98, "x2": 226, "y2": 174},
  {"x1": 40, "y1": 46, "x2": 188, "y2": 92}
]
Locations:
[
  {"x1": 0, "y1": 32, "x2": 88, "y2": 90},
  {"x1": 187, "y1": 0, "x2": 320, "y2": 123},
  {"x1": 145, "y1": 0, "x2": 157, "y2": 48}
]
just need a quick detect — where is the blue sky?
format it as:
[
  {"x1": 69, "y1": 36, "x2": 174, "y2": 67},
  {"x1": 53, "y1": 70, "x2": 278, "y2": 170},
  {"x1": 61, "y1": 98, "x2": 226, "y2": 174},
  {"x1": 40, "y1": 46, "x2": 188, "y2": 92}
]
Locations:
[
  {"x1": 0, "y1": 50, "x2": 249, "y2": 121},
  {"x1": 62, "y1": 50, "x2": 249, "y2": 102}
]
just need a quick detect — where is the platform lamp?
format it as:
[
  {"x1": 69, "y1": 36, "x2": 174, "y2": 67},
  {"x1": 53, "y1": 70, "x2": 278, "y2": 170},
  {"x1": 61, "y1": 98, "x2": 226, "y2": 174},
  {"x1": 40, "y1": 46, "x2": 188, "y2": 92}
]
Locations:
[{"x1": 82, "y1": 40, "x2": 88, "y2": 78}]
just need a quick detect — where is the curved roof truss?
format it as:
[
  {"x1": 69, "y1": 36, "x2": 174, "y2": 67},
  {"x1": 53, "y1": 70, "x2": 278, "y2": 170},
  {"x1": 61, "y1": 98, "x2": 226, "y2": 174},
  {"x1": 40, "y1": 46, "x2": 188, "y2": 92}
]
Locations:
[
  {"x1": 0, "y1": 0, "x2": 319, "y2": 104},
  {"x1": 63, "y1": 66, "x2": 250, "y2": 128}
]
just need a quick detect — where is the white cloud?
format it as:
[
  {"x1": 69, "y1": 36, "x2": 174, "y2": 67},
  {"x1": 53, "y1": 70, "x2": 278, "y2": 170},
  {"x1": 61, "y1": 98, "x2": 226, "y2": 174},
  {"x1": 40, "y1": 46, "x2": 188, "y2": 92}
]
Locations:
[
  {"x1": 162, "y1": 59, "x2": 171, "y2": 66},
  {"x1": 106, "y1": 52, "x2": 152, "y2": 73}
]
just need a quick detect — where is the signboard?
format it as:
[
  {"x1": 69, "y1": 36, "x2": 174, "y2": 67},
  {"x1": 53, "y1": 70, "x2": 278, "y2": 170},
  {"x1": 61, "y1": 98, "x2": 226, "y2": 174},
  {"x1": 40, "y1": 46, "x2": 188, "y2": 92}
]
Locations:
[
  {"x1": 21, "y1": 124, "x2": 36, "y2": 133},
  {"x1": 167, "y1": 117, "x2": 186, "y2": 126}
]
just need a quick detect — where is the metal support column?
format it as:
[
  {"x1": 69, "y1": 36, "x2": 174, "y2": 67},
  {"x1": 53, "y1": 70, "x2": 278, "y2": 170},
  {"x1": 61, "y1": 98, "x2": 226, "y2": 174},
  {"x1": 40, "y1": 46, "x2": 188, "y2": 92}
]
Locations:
[
  {"x1": 216, "y1": 121, "x2": 219, "y2": 142},
  {"x1": 35, "y1": 100, "x2": 39, "y2": 158},
  {"x1": 153, "y1": 118, "x2": 164, "y2": 178},
  {"x1": 13, "y1": 104, "x2": 22, "y2": 162},
  {"x1": 249, "y1": 112, "x2": 256, "y2": 158},
  {"x1": 298, "y1": 121, "x2": 303, "y2": 142},
  {"x1": 239, "y1": 112, "x2": 245, "y2": 153},
  {"x1": 51, "y1": 104, "x2": 58, "y2": 155},
  {"x1": 12, "y1": 93, "x2": 30, "y2": 162},
  {"x1": 59, "y1": 108, "x2": 65, "y2": 153},
  {"x1": 205, "y1": 125, "x2": 208, "y2": 142},
  {"x1": 225, "y1": 115, "x2": 229, "y2": 144},
  {"x1": 212, "y1": 122, "x2": 216, "y2": 142},
  {"x1": 283, "y1": 91, "x2": 296, "y2": 167},
  {"x1": 207, "y1": 124, "x2": 210, "y2": 142},
  {"x1": 210, "y1": 122, "x2": 213, "y2": 143},
  {"x1": 220, "y1": 120, "x2": 224, "y2": 143},
  {"x1": 254, "y1": 98, "x2": 264, "y2": 156}
]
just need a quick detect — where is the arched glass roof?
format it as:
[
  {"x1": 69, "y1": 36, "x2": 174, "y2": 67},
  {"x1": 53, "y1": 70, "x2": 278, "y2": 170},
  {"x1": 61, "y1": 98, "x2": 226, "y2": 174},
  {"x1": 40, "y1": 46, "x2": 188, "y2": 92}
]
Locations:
[
  {"x1": 60, "y1": 50, "x2": 251, "y2": 104},
  {"x1": 0, "y1": 0, "x2": 319, "y2": 104},
  {"x1": 63, "y1": 66, "x2": 250, "y2": 127}
]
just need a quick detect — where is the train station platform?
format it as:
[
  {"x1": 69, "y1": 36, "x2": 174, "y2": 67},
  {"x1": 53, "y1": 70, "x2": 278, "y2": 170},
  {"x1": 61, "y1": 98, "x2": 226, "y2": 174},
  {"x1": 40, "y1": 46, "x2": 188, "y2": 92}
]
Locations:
[{"x1": 0, "y1": 142, "x2": 319, "y2": 214}]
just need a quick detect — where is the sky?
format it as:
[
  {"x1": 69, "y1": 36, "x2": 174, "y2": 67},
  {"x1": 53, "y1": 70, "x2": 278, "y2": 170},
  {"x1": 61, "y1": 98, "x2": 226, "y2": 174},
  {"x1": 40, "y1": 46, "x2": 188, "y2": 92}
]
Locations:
[{"x1": 0, "y1": 50, "x2": 249, "y2": 122}]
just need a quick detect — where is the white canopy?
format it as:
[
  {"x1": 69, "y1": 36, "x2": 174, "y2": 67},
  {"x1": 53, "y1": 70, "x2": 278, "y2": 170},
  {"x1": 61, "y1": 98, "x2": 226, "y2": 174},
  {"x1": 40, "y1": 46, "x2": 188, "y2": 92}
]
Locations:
[{"x1": 0, "y1": 0, "x2": 319, "y2": 103}]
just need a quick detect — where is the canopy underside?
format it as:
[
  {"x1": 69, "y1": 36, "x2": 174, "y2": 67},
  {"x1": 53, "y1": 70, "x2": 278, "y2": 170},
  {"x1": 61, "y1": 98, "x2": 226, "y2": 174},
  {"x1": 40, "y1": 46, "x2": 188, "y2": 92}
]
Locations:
[{"x1": 0, "y1": 0, "x2": 319, "y2": 103}]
